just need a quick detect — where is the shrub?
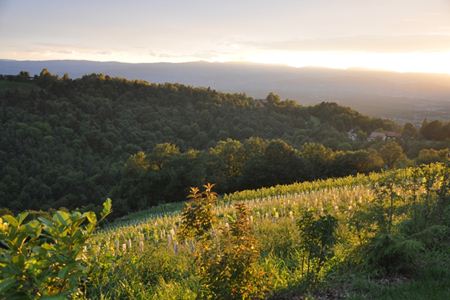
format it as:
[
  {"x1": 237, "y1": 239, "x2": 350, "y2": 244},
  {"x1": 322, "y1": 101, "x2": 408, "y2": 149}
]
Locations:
[
  {"x1": 0, "y1": 199, "x2": 111, "y2": 298},
  {"x1": 197, "y1": 203, "x2": 267, "y2": 299},
  {"x1": 365, "y1": 233, "x2": 424, "y2": 275},
  {"x1": 178, "y1": 183, "x2": 217, "y2": 241},
  {"x1": 296, "y1": 211, "x2": 338, "y2": 279}
]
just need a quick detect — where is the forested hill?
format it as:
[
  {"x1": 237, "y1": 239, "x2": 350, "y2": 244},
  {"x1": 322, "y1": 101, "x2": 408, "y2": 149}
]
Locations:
[
  {"x1": 2, "y1": 60, "x2": 450, "y2": 124},
  {"x1": 0, "y1": 71, "x2": 399, "y2": 213}
]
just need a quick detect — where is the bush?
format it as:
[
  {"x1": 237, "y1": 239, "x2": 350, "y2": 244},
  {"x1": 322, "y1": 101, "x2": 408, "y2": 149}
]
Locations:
[
  {"x1": 296, "y1": 211, "x2": 338, "y2": 280},
  {"x1": 365, "y1": 233, "x2": 424, "y2": 275},
  {"x1": 197, "y1": 203, "x2": 268, "y2": 299},
  {"x1": 0, "y1": 199, "x2": 111, "y2": 298},
  {"x1": 178, "y1": 183, "x2": 217, "y2": 241}
]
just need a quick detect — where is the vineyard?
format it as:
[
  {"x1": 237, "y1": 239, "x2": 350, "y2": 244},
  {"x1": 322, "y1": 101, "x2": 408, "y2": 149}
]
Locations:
[{"x1": 1, "y1": 163, "x2": 449, "y2": 299}]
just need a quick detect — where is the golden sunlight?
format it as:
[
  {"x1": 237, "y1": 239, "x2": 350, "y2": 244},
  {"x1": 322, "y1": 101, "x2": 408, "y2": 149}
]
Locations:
[{"x1": 239, "y1": 51, "x2": 450, "y2": 74}]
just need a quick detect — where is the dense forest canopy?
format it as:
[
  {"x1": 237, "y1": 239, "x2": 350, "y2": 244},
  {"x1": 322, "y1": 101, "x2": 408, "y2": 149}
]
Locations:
[
  {"x1": 0, "y1": 71, "x2": 448, "y2": 216},
  {"x1": 2, "y1": 60, "x2": 450, "y2": 125}
]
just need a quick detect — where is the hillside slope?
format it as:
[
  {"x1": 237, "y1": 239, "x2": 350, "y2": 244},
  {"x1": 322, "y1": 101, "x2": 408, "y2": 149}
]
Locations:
[
  {"x1": 89, "y1": 164, "x2": 449, "y2": 299},
  {"x1": 2, "y1": 59, "x2": 450, "y2": 123},
  {"x1": 0, "y1": 73, "x2": 396, "y2": 212}
]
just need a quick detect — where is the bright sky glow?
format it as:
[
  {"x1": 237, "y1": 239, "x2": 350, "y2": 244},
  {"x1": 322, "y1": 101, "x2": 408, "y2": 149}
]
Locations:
[
  {"x1": 1, "y1": 0, "x2": 450, "y2": 74},
  {"x1": 243, "y1": 51, "x2": 450, "y2": 74}
]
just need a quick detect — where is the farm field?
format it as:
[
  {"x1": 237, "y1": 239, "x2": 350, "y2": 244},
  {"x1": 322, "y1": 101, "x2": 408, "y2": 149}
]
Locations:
[{"x1": 3, "y1": 163, "x2": 448, "y2": 299}]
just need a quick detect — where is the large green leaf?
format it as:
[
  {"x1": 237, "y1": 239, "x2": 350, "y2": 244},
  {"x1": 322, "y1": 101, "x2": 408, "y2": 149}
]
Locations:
[
  {"x1": 38, "y1": 216, "x2": 55, "y2": 229},
  {"x1": 24, "y1": 219, "x2": 42, "y2": 237},
  {"x1": 2, "y1": 215, "x2": 18, "y2": 227},
  {"x1": 83, "y1": 212, "x2": 97, "y2": 224},
  {"x1": 16, "y1": 212, "x2": 29, "y2": 226},
  {"x1": 101, "y1": 198, "x2": 112, "y2": 219},
  {"x1": 53, "y1": 211, "x2": 70, "y2": 226},
  {"x1": 57, "y1": 264, "x2": 71, "y2": 279},
  {"x1": 0, "y1": 277, "x2": 16, "y2": 293}
]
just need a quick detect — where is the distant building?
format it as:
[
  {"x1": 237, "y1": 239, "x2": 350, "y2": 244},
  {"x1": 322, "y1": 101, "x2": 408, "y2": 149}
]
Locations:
[
  {"x1": 368, "y1": 131, "x2": 386, "y2": 141},
  {"x1": 347, "y1": 129, "x2": 358, "y2": 141},
  {"x1": 368, "y1": 130, "x2": 401, "y2": 141},
  {"x1": 384, "y1": 131, "x2": 401, "y2": 140}
]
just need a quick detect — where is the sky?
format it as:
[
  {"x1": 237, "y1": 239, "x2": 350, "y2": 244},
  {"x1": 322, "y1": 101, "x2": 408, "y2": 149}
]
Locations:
[{"x1": 1, "y1": 0, "x2": 450, "y2": 73}]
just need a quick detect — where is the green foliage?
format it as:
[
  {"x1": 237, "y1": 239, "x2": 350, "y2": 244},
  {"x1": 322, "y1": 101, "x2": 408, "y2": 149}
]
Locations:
[
  {"x1": 148, "y1": 143, "x2": 181, "y2": 171},
  {"x1": 420, "y1": 119, "x2": 450, "y2": 141},
  {"x1": 0, "y1": 199, "x2": 111, "y2": 298},
  {"x1": 0, "y1": 73, "x2": 405, "y2": 215},
  {"x1": 8, "y1": 163, "x2": 442, "y2": 299},
  {"x1": 410, "y1": 225, "x2": 448, "y2": 249},
  {"x1": 370, "y1": 173, "x2": 403, "y2": 234},
  {"x1": 86, "y1": 242, "x2": 196, "y2": 299},
  {"x1": 402, "y1": 122, "x2": 418, "y2": 139},
  {"x1": 112, "y1": 138, "x2": 395, "y2": 216},
  {"x1": 197, "y1": 203, "x2": 267, "y2": 299},
  {"x1": 361, "y1": 163, "x2": 449, "y2": 276},
  {"x1": 379, "y1": 141, "x2": 408, "y2": 168},
  {"x1": 365, "y1": 233, "x2": 424, "y2": 275},
  {"x1": 178, "y1": 183, "x2": 217, "y2": 241},
  {"x1": 125, "y1": 151, "x2": 150, "y2": 172},
  {"x1": 297, "y1": 211, "x2": 338, "y2": 279},
  {"x1": 0, "y1": 69, "x2": 448, "y2": 299}
]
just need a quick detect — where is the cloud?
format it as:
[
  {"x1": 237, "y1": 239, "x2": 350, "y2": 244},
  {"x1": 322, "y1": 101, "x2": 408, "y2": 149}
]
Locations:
[
  {"x1": 0, "y1": 41, "x2": 223, "y2": 63},
  {"x1": 243, "y1": 35, "x2": 450, "y2": 53}
]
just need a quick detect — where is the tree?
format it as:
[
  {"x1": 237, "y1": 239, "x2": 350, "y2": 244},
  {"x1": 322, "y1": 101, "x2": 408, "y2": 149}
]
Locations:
[
  {"x1": 207, "y1": 139, "x2": 245, "y2": 191},
  {"x1": 37, "y1": 68, "x2": 58, "y2": 87},
  {"x1": 297, "y1": 211, "x2": 338, "y2": 279},
  {"x1": 379, "y1": 141, "x2": 407, "y2": 168},
  {"x1": 442, "y1": 122, "x2": 450, "y2": 140},
  {"x1": 332, "y1": 149, "x2": 384, "y2": 176},
  {"x1": 114, "y1": 152, "x2": 151, "y2": 213},
  {"x1": 264, "y1": 139, "x2": 302, "y2": 183},
  {"x1": 420, "y1": 120, "x2": 445, "y2": 140},
  {"x1": 62, "y1": 73, "x2": 70, "y2": 81},
  {"x1": 39, "y1": 68, "x2": 51, "y2": 77},
  {"x1": 402, "y1": 123, "x2": 418, "y2": 139},
  {"x1": 416, "y1": 148, "x2": 449, "y2": 165},
  {"x1": 17, "y1": 71, "x2": 30, "y2": 81},
  {"x1": 301, "y1": 143, "x2": 334, "y2": 179},
  {"x1": 265, "y1": 92, "x2": 281, "y2": 105},
  {"x1": 125, "y1": 151, "x2": 149, "y2": 173},
  {"x1": 148, "y1": 143, "x2": 180, "y2": 170},
  {"x1": 0, "y1": 71, "x2": 415, "y2": 216}
]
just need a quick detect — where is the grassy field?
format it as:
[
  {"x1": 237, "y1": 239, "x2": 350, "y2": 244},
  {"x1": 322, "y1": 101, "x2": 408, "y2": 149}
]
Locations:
[
  {"x1": 1, "y1": 164, "x2": 448, "y2": 299},
  {"x1": 81, "y1": 163, "x2": 449, "y2": 299}
]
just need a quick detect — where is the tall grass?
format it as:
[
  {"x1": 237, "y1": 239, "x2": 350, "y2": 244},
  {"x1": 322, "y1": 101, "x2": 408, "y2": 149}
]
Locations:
[{"x1": 82, "y1": 163, "x2": 449, "y2": 299}]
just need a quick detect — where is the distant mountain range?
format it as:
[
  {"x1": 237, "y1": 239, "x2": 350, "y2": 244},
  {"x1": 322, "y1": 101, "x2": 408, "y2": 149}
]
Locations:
[{"x1": 1, "y1": 59, "x2": 450, "y2": 124}]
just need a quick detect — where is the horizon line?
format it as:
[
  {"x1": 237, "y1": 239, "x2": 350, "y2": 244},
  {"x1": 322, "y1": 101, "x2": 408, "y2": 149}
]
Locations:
[{"x1": 2, "y1": 58, "x2": 450, "y2": 76}]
